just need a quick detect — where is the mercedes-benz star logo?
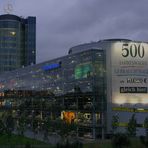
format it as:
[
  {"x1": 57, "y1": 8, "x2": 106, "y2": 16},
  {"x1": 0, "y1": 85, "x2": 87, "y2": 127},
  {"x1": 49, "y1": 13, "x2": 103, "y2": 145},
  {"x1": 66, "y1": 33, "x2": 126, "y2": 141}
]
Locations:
[{"x1": 4, "y1": 3, "x2": 13, "y2": 14}]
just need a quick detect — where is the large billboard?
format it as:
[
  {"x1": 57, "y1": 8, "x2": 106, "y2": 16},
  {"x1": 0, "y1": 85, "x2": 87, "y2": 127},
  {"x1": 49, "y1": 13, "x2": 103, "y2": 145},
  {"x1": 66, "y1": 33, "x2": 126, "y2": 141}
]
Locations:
[{"x1": 111, "y1": 42, "x2": 148, "y2": 105}]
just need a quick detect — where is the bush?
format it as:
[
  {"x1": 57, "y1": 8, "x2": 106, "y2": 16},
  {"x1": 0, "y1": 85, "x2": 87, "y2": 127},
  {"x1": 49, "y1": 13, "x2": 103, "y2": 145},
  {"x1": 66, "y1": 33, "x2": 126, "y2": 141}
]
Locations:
[
  {"x1": 56, "y1": 140, "x2": 83, "y2": 148},
  {"x1": 112, "y1": 133, "x2": 130, "y2": 148},
  {"x1": 25, "y1": 141, "x2": 31, "y2": 148},
  {"x1": 140, "y1": 136, "x2": 148, "y2": 147}
]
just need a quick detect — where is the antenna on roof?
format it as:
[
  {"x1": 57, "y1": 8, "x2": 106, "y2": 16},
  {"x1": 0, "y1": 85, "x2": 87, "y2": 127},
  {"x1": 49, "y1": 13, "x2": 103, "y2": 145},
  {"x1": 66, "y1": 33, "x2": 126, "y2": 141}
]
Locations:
[{"x1": 4, "y1": 2, "x2": 13, "y2": 14}]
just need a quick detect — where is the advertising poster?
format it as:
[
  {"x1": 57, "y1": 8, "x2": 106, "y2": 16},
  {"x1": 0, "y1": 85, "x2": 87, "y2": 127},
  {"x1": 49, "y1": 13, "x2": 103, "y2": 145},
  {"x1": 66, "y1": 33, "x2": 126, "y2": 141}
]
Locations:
[{"x1": 111, "y1": 42, "x2": 148, "y2": 105}]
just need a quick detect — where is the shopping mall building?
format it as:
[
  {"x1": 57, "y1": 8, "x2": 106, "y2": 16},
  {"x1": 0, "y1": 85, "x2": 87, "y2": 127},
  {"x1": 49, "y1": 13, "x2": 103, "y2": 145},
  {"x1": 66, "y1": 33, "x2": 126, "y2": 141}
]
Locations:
[{"x1": 0, "y1": 39, "x2": 148, "y2": 138}]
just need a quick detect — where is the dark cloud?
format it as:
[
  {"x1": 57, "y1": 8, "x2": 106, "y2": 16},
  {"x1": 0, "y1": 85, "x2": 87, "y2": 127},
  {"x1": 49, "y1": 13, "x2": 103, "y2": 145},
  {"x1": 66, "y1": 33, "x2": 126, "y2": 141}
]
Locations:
[{"x1": 1, "y1": 0, "x2": 148, "y2": 63}]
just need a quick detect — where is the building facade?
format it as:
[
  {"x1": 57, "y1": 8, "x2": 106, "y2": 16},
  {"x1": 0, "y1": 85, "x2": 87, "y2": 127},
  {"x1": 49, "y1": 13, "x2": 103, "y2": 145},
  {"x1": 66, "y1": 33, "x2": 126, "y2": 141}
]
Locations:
[
  {"x1": 0, "y1": 39, "x2": 147, "y2": 138},
  {"x1": 0, "y1": 14, "x2": 36, "y2": 73}
]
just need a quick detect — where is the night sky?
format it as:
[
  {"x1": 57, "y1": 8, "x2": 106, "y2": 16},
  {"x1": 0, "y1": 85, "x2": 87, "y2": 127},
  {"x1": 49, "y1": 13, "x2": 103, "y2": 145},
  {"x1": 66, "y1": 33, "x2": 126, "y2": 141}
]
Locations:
[{"x1": 1, "y1": 0, "x2": 148, "y2": 63}]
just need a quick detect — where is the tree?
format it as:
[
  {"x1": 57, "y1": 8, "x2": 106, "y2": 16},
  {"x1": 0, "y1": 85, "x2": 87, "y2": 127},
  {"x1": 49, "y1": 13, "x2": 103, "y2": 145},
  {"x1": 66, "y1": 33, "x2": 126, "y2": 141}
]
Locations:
[
  {"x1": 144, "y1": 117, "x2": 148, "y2": 137},
  {"x1": 17, "y1": 114, "x2": 26, "y2": 136},
  {"x1": 47, "y1": 119, "x2": 77, "y2": 145},
  {"x1": 0, "y1": 119, "x2": 5, "y2": 134},
  {"x1": 127, "y1": 114, "x2": 137, "y2": 137},
  {"x1": 140, "y1": 117, "x2": 148, "y2": 148},
  {"x1": 32, "y1": 119, "x2": 38, "y2": 138},
  {"x1": 5, "y1": 114, "x2": 15, "y2": 136},
  {"x1": 1, "y1": 112, "x2": 15, "y2": 143},
  {"x1": 112, "y1": 115, "x2": 119, "y2": 134}
]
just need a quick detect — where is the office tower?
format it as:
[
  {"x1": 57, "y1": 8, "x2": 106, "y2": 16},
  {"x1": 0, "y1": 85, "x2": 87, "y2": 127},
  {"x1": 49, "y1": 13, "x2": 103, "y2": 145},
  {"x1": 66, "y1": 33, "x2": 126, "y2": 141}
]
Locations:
[{"x1": 0, "y1": 14, "x2": 36, "y2": 72}]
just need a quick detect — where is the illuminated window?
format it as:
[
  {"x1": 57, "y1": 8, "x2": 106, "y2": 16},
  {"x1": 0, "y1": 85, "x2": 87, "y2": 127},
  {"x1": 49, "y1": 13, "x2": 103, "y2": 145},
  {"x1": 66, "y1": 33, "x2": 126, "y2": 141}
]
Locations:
[
  {"x1": 75, "y1": 63, "x2": 93, "y2": 79},
  {"x1": 10, "y1": 31, "x2": 16, "y2": 36}
]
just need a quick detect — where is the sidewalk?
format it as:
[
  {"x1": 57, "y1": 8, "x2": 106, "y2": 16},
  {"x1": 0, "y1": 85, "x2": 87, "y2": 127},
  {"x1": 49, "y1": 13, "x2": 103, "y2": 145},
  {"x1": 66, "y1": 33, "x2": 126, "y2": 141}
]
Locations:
[{"x1": 14, "y1": 130, "x2": 61, "y2": 145}]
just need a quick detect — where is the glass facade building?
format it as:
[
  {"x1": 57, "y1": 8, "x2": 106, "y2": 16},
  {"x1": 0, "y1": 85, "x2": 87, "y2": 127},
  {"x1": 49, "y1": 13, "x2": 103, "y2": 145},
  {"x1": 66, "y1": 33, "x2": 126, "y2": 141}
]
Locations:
[
  {"x1": 0, "y1": 14, "x2": 36, "y2": 73},
  {"x1": 0, "y1": 39, "x2": 147, "y2": 139}
]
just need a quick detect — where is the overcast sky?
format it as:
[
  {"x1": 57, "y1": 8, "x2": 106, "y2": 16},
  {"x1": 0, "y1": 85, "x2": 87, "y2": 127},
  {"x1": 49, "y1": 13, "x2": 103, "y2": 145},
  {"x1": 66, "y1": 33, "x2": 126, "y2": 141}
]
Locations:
[{"x1": 1, "y1": 0, "x2": 148, "y2": 63}]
